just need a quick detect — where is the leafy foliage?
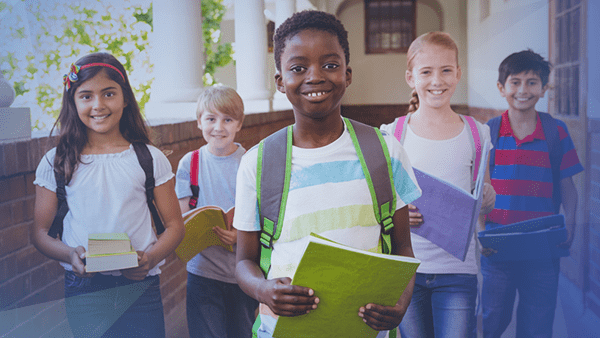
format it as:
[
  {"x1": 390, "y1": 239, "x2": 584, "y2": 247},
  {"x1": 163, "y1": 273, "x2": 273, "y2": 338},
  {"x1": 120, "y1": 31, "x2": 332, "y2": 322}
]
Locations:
[
  {"x1": 0, "y1": 0, "x2": 233, "y2": 131},
  {"x1": 201, "y1": 0, "x2": 233, "y2": 86}
]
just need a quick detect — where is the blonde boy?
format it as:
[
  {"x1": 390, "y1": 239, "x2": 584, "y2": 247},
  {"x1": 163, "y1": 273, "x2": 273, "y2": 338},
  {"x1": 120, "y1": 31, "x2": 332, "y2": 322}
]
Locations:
[{"x1": 175, "y1": 85, "x2": 257, "y2": 338}]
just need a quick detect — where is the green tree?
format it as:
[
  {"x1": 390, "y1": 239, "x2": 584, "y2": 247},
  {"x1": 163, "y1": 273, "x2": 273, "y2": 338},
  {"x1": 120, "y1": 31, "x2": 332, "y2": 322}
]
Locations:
[{"x1": 201, "y1": 0, "x2": 233, "y2": 86}]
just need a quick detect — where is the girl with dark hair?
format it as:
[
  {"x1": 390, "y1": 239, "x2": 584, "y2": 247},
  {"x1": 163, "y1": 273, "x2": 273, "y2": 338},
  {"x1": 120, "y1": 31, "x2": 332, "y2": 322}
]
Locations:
[{"x1": 32, "y1": 52, "x2": 184, "y2": 338}]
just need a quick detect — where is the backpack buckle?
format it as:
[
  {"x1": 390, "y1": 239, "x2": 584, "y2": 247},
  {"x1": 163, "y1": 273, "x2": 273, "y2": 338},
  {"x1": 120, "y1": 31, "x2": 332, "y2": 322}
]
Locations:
[
  {"x1": 260, "y1": 218, "x2": 276, "y2": 249},
  {"x1": 259, "y1": 230, "x2": 273, "y2": 249},
  {"x1": 381, "y1": 215, "x2": 394, "y2": 235}
]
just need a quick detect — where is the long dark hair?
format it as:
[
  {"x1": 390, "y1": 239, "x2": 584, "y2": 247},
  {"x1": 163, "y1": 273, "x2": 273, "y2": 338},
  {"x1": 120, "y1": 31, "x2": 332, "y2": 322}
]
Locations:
[{"x1": 50, "y1": 52, "x2": 150, "y2": 183}]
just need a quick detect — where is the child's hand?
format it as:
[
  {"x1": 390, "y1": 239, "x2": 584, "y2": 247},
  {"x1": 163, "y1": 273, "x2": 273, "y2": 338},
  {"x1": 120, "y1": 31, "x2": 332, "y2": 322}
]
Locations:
[
  {"x1": 213, "y1": 227, "x2": 237, "y2": 246},
  {"x1": 481, "y1": 183, "x2": 496, "y2": 215},
  {"x1": 258, "y1": 277, "x2": 319, "y2": 317},
  {"x1": 557, "y1": 232, "x2": 574, "y2": 250},
  {"x1": 121, "y1": 251, "x2": 154, "y2": 281},
  {"x1": 358, "y1": 303, "x2": 405, "y2": 331},
  {"x1": 70, "y1": 246, "x2": 95, "y2": 278},
  {"x1": 481, "y1": 247, "x2": 497, "y2": 257},
  {"x1": 408, "y1": 204, "x2": 423, "y2": 227}
]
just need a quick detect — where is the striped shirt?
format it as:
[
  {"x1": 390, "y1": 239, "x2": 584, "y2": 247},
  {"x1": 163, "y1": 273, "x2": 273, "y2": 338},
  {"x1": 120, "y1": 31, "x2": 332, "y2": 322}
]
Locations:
[
  {"x1": 233, "y1": 122, "x2": 422, "y2": 335},
  {"x1": 487, "y1": 111, "x2": 583, "y2": 225}
]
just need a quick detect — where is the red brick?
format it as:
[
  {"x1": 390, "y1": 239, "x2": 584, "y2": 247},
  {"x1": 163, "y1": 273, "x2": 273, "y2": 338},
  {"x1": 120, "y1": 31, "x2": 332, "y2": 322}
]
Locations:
[
  {"x1": 0, "y1": 203, "x2": 11, "y2": 229},
  {"x1": 16, "y1": 245, "x2": 48, "y2": 275},
  {"x1": 10, "y1": 291, "x2": 66, "y2": 337},
  {"x1": 162, "y1": 284, "x2": 186, "y2": 315},
  {"x1": 160, "y1": 269, "x2": 186, "y2": 296},
  {"x1": 0, "y1": 224, "x2": 29, "y2": 256},
  {"x1": 15, "y1": 141, "x2": 31, "y2": 173},
  {"x1": 10, "y1": 199, "x2": 26, "y2": 224},
  {"x1": 3, "y1": 143, "x2": 17, "y2": 176},
  {"x1": 0, "y1": 252, "x2": 17, "y2": 283},
  {"x1": 0, "y1": 175, "x2": 27, "y2": 203},
  {"x1": 0, "y1": 273, "x2": 31, "y2": 309},
  {"x1": 30, "y1": 262, "x2": 64, "y2": 295},
  {"x1": 0, "y1": 144, "x2": 5, "y2": 177},
  {"x1": 25, "y1": 173, "x2": 35, "y2": 196}
]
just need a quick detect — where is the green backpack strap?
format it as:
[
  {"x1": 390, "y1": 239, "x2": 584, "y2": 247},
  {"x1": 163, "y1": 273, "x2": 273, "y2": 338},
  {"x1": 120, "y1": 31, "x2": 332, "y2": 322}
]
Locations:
[
  {"x1": 256, "y1": 125, "x2": 293, "y2": 277},
  {"x1": 345, "y1": 118, "x2": 397, "y2": 254},
  {"x1": 254, "y1": 119, "x2": 398, "y2": 337}
]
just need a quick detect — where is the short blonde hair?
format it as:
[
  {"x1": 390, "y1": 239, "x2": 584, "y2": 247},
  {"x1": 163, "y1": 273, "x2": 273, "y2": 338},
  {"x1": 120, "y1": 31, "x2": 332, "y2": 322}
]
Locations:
[{"x1": 196, "y1": 85, "x2": 245, "y2": 123}]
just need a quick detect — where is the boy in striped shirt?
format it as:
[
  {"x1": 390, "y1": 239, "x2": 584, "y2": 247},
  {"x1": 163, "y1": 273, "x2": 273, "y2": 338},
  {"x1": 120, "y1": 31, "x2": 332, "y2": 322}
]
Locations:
[{"x1": 481, "y1": 50, "x2": 584, "y2": 338}]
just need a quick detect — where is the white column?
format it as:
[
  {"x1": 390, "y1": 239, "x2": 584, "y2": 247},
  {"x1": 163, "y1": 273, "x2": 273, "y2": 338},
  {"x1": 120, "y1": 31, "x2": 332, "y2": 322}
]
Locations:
[
  {"x1": 145, "y1": 0, "x2": 203, "y2": 122},
  {"x1": 272, "y1": 0, "x2": 296, "y2": 111},
  {"x1": 234, "y1": 0, "x2": 271, "y2": 113}
]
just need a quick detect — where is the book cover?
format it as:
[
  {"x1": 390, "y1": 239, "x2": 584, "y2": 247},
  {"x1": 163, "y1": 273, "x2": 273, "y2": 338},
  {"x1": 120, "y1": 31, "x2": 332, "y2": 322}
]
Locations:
[
  {"x1": 85, "y1": 247, "x2": 139, "y2": 273},
  {"x1": 88, "y1": 232, "x2": 132, "y2": 255},
  {"x1": 272, "y1": 234, "x2": 420, "y2": 338},
  {"x1": 410, "y1": 142, "x2": 489, "y2": 261},
  {"x1": 478, "y1": 214, "x2": 569, "y2": 261},
  {"x1": 175, "y1": 206, "x2": 234, "y2": 263}
]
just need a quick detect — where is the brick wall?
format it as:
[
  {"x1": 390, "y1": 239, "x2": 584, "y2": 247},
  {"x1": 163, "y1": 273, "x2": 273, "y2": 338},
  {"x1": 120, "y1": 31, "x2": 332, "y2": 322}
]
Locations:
[
  {"x1": 587, "y1": 118, "x2": 600, "y2": 318},
  {"x1": 0, "y1": 110, "x2": 294, "y2": 337}
]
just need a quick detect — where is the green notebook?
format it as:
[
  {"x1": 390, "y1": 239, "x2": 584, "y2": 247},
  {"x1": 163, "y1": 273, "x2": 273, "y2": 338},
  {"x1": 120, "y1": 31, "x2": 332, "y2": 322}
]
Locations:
[{"x1": 272, "y1": 234, "x2": 420, "y2": 338}]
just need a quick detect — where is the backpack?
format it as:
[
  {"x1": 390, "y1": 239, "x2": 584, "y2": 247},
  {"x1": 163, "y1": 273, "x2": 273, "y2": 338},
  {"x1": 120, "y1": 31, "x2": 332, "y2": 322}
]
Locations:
[
  {"x1": 47, "y1": 142, "x2": 165, "y2": 239},
  {"x1": 253, "y1": 117, "x2": 399, "y2": 337},
  {"x1": 393, "y1": 113, "x2": 483, "y2": 188},
  {"x1": 486, "y1": 112, "x2": 562, "y2": 213},
  {"x1": 188, "y1": 149, "x2": 201, "y2": 209}
]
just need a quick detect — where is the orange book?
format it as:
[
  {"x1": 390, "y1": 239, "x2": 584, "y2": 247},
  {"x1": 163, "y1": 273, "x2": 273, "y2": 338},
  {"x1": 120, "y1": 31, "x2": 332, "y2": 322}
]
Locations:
[{"x1": 175, "y1": 206, "x2": 234, "y2": 263}]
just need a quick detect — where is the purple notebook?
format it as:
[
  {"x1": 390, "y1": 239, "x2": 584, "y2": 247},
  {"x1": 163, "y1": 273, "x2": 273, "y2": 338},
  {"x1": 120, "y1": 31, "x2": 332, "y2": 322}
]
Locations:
[{"x1": 410, "y1": 143, "x2": 489, "y2": 261}]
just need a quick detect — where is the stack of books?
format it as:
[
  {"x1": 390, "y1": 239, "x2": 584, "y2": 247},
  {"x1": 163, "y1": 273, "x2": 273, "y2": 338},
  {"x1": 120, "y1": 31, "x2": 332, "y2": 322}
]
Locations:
[{"x1": 85, "y1": 233, "x2": 139, "y2": 273}]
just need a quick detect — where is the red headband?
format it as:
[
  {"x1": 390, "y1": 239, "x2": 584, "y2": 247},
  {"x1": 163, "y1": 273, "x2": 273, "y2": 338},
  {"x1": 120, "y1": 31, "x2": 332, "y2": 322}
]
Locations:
[{"x1": 63, "y1": 62, "x2": 126, "y2": 90}]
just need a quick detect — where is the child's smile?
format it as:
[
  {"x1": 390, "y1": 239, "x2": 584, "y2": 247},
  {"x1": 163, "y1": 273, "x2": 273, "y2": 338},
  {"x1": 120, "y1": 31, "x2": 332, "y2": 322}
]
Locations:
[
  {"x1": 276, "y1": 29, "x2": 351, "y2": 120},
  {"x1": 74, "y1": 71, "x2": 126, "y2": 139},
  {"x1": 406, "y1": 45, "x2": 460, "y2": 110},
  {"x1": 497, "y1": 71, "x2": 547, "y2": 114}
]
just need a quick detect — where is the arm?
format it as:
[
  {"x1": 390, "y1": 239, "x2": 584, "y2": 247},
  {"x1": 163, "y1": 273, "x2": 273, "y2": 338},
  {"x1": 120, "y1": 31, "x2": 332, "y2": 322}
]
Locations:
[
  {"x1": 359, "y1": 205, "x2": 416, "y2": 331},
  {"x1": 479, "y1": 153, "x2": 496, "y2": 216},
  {"x1": 235, "y1": 230, "x2": 318, "y2": 317},
  {"x1": 179, "y1": 197, "x2": 191, "y2": 214},
  {"x1": 121, "y1": 178, "x2": 185, "y2": 280},
  {"x1": 558, "y1": 176, "x2": 578, "y2": 249},
  {"x1": 33, "y1": 186, "x2": 94, "y2": 277}
]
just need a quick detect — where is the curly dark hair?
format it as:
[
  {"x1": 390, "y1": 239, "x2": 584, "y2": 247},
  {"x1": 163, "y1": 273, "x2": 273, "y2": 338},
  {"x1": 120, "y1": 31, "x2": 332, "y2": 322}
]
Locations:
[
  {"x1": 274, "y1": 10, "x2": 350, "y2": 72},
  {"x1": 498, "y1": 49, "x2": 552, "y2": 87},
  {"x1": 50, "y1": 52, "x2": 150, "y2": 183}
]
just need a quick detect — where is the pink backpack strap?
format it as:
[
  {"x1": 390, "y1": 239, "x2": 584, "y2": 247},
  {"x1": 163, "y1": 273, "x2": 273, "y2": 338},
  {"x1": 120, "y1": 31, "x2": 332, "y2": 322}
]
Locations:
[
  {"x1": 464, "y1": 116, "x2": 482, "y2": 182},
  {"x1": 393, "y1": 115, "x2": 409, "y2": 144}
]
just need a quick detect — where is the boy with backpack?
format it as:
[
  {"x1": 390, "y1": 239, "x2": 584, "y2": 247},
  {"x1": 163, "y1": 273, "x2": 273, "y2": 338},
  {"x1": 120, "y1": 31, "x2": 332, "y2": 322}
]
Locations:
[
  {"x1": 481, "y1": 50, "x2": 584, "y2": 338},
  {"x1": 175, "y1": 85, "x2": 258, "y2": 338},
  {"x1": 232, "y1": 10, "x2": 422, "y2": 338}
]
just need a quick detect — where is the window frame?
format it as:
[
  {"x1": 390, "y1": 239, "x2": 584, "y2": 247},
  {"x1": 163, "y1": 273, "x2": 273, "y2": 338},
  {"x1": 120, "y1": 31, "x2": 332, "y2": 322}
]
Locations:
[{"x1": 364, "y1": 0, "x2": 417, "y2": 54}]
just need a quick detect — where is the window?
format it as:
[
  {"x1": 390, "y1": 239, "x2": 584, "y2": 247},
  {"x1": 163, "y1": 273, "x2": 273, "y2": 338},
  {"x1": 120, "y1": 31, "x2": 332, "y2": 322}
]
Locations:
[
  {"x1": 365, "y1": 0, "x2": 416, "y2": 54},
  {"x1": 552, "y1": 0, "x2": 583, "y2": 116}
]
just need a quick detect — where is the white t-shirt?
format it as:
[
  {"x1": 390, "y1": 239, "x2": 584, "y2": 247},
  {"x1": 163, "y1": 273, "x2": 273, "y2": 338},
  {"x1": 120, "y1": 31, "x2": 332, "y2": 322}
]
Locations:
[
  {"x1": 380, "y1": 116, "x2": 491, "y2": 274},
  {"x1": 233, "y1": 121, "x2": 422, "y2": 335},
  {"x1": 34, "y1": 144, "x2": 174, "y2": 276}
]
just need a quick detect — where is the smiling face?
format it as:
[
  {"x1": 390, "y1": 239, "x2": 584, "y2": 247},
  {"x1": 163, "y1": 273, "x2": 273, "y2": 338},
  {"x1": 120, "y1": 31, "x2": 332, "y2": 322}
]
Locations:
[
  {"x1": 498, "y1": 71, "x2": 548, "y2": 115},
  {"x1": 198, "y1": 110, "x2": 242, "y2": 156},
  {"x1": 275, "y1": 29, "x2": 352, "y2": 121},
  {"x1": 74, "y1": 71, "x2": 127, "y2": 140},
  {"x1": 406, "y1": 44, "x2": 461, "y2": 111}
]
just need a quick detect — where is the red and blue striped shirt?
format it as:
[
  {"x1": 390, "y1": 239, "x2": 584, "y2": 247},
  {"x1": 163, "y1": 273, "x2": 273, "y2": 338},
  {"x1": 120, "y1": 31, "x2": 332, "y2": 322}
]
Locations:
[{"x1": 487, "y1": 111, "x2": 583, "y2": 225}]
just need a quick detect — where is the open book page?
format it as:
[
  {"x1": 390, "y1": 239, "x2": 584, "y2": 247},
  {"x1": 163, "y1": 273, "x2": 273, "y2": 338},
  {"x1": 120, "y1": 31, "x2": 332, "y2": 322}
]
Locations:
[
  {"x1": 175, "y1": 206, "x2": 234, "y2": 263},
  {"x1": 273, "y1": 234, "x2": 420, "y2": 338},
  {"x1": 410, "y1": 142, "x2": 490, "y2": 261}
]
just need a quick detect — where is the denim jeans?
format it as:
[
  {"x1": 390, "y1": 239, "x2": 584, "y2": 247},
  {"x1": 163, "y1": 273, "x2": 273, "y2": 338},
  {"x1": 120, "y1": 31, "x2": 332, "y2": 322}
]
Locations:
[
  {"x1": 64, "y1": 271, "x2": 165, "y2": 338},
  {"x1": 481, "y1": 256, "x2": 560, "y2": 338},
  {"x1": 186, "y1": 273, "x2": 258, "y2": 338},
  {"x1": 398, "y1": 273, "x2": 477, "y2": 338}
]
